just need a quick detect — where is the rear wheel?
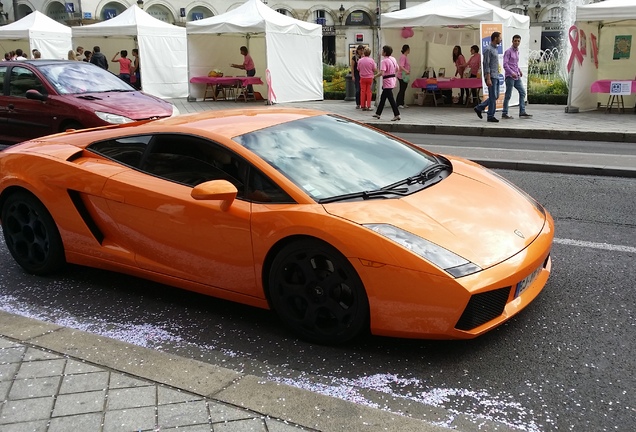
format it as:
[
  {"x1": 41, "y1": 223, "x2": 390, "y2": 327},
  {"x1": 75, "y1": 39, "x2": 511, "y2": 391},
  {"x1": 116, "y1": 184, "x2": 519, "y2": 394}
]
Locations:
[
  {"x1": 268, "y1": 239, "x2": 369, "y2": 344},
  {"x1": 1, "y1": 191, "x2": 65, "y2": 275}
]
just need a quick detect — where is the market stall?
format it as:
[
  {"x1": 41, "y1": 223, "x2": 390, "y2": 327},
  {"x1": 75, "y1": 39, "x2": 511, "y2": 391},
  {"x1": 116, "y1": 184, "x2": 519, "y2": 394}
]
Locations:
[
  {"x1": 72, "y1": 5, "x2": 188, "y2": 99},
  {"x1": 186, "y1": 0, "x2": 322, "y2": 103},
  {"x1": 567, "y1": 0, "x2": 636, "y2": 112}
]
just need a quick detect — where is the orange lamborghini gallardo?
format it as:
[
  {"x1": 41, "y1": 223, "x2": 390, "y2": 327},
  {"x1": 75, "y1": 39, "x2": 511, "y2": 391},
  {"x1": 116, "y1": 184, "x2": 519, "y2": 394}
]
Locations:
[{"x1": 0, "y1": 109, "x2": 553, "y2": 343}]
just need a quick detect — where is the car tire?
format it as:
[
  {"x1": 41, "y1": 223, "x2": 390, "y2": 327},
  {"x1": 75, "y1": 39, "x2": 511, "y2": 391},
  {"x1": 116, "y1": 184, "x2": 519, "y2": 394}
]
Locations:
[
  {"x1": 1, "y1": 191, "x2": 65, "y2": 275},
  {"x1": 268, "y1": 239, "x2": 369, "y2": 344}
]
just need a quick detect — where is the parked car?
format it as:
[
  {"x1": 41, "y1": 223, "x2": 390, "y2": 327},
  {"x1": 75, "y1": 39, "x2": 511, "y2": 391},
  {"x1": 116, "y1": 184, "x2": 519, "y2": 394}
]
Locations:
[
  {"x1": 0, "y1": 108, "x2": 554, "y2": 343},
  {"x1": 0, "y1": 60, "x2": 179, "y2": 144}
]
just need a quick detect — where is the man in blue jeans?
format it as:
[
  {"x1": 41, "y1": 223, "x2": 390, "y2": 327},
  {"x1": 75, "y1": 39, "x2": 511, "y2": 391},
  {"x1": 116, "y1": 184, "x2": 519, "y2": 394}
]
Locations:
[
  {"x1": 502, "y1": 35, "x2": 533, "y2": 119},
  {"x1": 474, "y1": 31, "x2": 502, "y2": 123}
]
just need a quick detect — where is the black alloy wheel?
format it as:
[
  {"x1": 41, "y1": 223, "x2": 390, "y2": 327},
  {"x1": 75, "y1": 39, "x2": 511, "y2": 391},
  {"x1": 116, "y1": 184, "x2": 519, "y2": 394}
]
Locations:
[
  {"x1": 1, "y1": 191, "x2": 65, "y2": 275},
  {"x1": 268, "y1": 239, "x2": 369, "y2": 344}
]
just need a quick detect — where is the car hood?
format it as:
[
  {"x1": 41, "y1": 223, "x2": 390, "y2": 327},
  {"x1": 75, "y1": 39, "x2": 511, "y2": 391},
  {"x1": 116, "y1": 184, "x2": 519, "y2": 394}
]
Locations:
[
  {"x1": 322, "y1": 157, "x2": 546, "y2": 269},
  {"x1": 64, "y1": 91, "x2": 173, "y2": 120}
]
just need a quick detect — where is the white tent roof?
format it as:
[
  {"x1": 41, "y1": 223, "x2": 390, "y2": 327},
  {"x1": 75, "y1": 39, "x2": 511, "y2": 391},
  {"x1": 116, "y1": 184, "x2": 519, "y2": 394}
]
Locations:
[
  {"x1": 0, "y1": 11, "x2": 72, "y2": 59},
  {"x1": 72, "y1": 5, "x2": 185, "y2": 38},
  {"x1": 72, "y1": 6, "x2": 187, "y2": 99},
  {"x1": 382, "y1": 0, "x2": 529, "y2": 28},
  {"x1": 0, "y1": 11, "x2": 71, "y2": 39},
  {"x1": 186, "y1": 0, "x2": 321, "y2": 35},
  {"x1": 576, "y1": 0, "x2": 636, "y2": 21}
]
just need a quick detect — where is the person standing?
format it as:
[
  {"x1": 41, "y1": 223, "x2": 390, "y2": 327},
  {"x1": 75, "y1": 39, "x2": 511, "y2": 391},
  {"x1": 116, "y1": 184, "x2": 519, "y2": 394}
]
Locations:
[
  {"x1": 452, "y1": 45, "x2": 467, "y2": 104},
  {"x1": 76, "y1": 46, "x2": 84, "y2": 59},
  {"x1": 350, "y1": 45, "x2": 364, "y2": 109},
  {"x1": 67, "y1": 50, "x2": 77, "y2": 61},
  {"x1": 90, "y1": 46, "x2": 108, "y2": 70},
  {"x1": 130, "y1": 48, "x2": 141, "y2": 90},
  {"x1": 357, "y1": 47, "x2": 377, "y2": 111},
  {"x1": 231, "y1": 46, "x2": 256, "y2": 95},
  {"x1": 474, "y1": 32, "x2": 502, "y2": 123},
  {"x1": 15, "y1": 49, "x2": 27, "y2": 60},
  {"x1": 373, "y1": 45, "x2": 401, "y2": 121},
  {"x1": 33, "y1": 50, "x2": 41, "y2": 59},
  {"x1": 83, "y1": 51, "x2": 92, "y2": 63},
  {"x1": 502, "y1": 35, "x2": 533, "y2": 120},
  {"x1": 466, "y1": 45, "x2": 481, "y2": 105},
  {"x1": 112, "y1": 50, "x2": 132, "y2": 84},
  {"x1": 396, "y1": 44, "x2": 410, "y2": 109}
]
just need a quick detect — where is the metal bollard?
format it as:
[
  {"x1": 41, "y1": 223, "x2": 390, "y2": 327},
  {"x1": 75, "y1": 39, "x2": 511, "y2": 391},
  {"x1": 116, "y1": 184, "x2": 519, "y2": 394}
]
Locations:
[{"x1": 344, "y1": 73, "x2": 356, "y2": 101}]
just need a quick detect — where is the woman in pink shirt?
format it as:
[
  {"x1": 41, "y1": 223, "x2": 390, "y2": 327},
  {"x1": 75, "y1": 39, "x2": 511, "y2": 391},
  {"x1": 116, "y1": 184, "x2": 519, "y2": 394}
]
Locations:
[
  {"x1": 466, "y1": 45, "x2": 481, "y2": 104},
  {"x1": 231, "y1": 46, "x2": 256, "y2": 95},
  {"x1": 357, "y1": 48, "x2": 377, "y2": 111},
  {"x1": 396, "y1": 44, "x2": 411, "y2": 109},
  {"x1": 111, "y1": 50, "x2": 132, "y2": 84},
  {"x1": 373, "y1": 45, "x2": 400, "y2": 121},
  {"x1": 452, "y1": 45, "x2": 467, "y2": 104}
]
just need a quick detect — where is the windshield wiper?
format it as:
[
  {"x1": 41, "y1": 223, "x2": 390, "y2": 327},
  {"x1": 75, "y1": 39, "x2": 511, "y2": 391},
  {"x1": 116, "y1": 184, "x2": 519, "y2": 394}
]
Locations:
[
  {"x1": 384, "y1": 161, "x2": 451, "y2": 190},
  {"x1": 318, "y1": 187, "x2": 409, "y2": 204}
]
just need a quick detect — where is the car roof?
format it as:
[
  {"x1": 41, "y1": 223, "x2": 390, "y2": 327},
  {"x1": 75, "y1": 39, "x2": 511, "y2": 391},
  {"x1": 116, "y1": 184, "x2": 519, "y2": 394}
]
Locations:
[{"x1": 7, "y1": 60, "x2": 98, "y2": 69}]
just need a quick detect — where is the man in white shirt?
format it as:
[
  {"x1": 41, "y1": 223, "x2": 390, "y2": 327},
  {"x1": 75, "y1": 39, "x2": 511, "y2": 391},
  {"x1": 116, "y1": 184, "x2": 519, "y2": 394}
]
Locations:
[{"x1": 15, "y1": 49, "x2": 27, "y2": 60}]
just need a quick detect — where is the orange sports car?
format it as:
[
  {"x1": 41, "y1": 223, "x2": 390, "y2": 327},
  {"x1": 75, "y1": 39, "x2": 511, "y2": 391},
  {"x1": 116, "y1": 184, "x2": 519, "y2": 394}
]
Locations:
[{"x1": 0, "y1": 109, "x2": 553, "y2": 343}]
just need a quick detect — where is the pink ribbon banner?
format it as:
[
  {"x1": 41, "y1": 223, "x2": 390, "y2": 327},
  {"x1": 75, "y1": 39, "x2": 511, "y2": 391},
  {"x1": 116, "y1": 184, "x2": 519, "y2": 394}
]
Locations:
[{"x1": 567, "y1": 25, "x2": 584, "y2": 73}]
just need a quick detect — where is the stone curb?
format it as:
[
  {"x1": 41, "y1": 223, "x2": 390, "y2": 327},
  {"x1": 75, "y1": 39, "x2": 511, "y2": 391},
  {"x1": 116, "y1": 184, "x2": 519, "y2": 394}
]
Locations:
[{"x1": 371, "y1": 123, "x2": 636, "y2": 143}]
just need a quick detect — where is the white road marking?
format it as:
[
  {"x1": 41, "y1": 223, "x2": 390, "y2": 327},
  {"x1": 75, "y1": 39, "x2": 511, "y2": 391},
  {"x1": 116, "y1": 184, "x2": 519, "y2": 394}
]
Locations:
[{"x1": 554, "y1": 238, "x2": 636, "y2": 253}]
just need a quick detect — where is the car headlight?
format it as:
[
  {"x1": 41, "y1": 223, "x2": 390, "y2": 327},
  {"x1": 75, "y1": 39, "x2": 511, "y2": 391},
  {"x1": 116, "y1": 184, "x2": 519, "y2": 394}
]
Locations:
[
  {"x1": 95, "y1": 111, "x2": 134, "y2": 124},
  {"x1": 363, "y1": 223, "x2": 482, "y2": 278},
  {"x1": 171, "y1": 105, "x2": 180, "y2": 117}
]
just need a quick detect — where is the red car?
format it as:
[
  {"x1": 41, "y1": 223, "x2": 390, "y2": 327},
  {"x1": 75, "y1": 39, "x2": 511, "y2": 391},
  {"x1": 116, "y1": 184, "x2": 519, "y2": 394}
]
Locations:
[{"x1": 0, "y1": 60, "x2": 179, "y2": 144}]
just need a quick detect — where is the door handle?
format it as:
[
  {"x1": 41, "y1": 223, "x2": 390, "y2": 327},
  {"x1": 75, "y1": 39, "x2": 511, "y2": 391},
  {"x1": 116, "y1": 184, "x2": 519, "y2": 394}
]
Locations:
[{"x1": 7, "y1": 104, "x2": 14, "y2": 110}]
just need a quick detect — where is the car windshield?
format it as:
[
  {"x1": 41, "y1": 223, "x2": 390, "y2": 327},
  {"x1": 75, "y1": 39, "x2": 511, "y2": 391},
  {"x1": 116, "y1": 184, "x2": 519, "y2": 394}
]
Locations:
[
  {"x1": 37, "y1": 62, "x2": 134, "y2": 95},
  {"x1": 233, "y1": 115, "x2": 440, "y2": 201}
]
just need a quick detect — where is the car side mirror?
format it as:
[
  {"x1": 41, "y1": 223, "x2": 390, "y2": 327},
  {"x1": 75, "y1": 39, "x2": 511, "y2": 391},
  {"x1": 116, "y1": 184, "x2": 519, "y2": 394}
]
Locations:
[
  {"x1": 25, "y1": 89, "x2": 48, "y2": 102},
  {"x1": 191, "y1": 179, "x2": 237, "y2": 211}
]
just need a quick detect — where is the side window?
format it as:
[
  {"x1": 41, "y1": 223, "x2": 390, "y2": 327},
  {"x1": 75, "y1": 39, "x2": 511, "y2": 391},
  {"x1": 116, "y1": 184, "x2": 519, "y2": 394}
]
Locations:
[
  {"x1": 141, "y1": 134, "x2": 248, "y2": 191},
  {"x1": 0, "y1": 66, "x2": 6, "y2": 94},
  {"x1": 9, "y1": 67, "x2": 46, "y2": 97},
  {"x1": 246, "y1": 168, "x2": 294, "y2": 203},
  {"x1": 88, "y1": 135, "x2": 152, "y2": 168}
]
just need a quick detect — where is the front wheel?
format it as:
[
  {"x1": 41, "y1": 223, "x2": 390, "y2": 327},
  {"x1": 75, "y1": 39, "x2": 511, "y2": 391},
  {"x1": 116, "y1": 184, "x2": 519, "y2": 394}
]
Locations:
[
  {"x1": 268, "y1": 239, "x2": 369, "y2": 344},
  {"x1": 1, "y1": 191, "x2": 65, "y2": 275}
]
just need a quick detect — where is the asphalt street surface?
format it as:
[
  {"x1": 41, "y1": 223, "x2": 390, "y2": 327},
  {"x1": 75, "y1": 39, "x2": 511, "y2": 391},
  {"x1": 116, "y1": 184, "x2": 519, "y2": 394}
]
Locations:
[{"x1": 0, "y1": 169, "x2": 635, "y2": 431}]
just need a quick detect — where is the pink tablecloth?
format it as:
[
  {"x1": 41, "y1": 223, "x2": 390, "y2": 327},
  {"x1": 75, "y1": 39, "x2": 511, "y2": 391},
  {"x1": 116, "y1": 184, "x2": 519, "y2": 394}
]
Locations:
[
  {"x1": 412, "y1": 77, "x2": 482, "y2": 89},
  {"x1": 189, "y1": 76, "x2": 264, "y2": 86},
  {"x1": 590, "y1": 80, "x2": 636, "y2": 94}
]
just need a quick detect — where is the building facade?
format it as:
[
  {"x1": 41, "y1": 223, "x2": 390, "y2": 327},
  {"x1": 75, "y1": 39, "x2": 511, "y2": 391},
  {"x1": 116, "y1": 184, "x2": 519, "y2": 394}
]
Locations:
[{"x1": 0, "y1": 0, "x2": 592, "y2": 63}]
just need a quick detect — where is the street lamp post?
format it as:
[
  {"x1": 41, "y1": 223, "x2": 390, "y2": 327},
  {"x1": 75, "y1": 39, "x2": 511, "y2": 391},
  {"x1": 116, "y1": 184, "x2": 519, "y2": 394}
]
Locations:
[
  {"x1": 534, "y1": 2, "x2": 543, "y2": 21},
  {"x1": 137, "y1": 0, "x2": 144, "y2": 10},
  {"x1": 338, "y1": 4, "x2": 344, "y2": 25}
]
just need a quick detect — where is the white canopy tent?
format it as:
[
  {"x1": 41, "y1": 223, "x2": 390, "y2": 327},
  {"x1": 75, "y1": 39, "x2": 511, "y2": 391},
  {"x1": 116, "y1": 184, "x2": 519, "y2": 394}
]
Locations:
[
  {"x1": 186, "y1": 0, "x2": 323, "y2": 103},
  {"x1": 382, "y1": 0, "x2": 530, "y2": 105},
  {"x1": 568, "y1": 0, "x2": 636, "y2": 112},
  {"x1": 72, "y1": 6, "x2": 188, "y2": 99},
  {"x1": 0, "y1": 11, "x2": 72, "y2": 60}
]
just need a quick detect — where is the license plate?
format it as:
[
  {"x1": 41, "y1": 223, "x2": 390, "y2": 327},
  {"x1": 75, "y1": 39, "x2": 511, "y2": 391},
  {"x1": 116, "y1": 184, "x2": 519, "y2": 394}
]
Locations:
[{"x1": 514, "y1": 265, "x2": 543, "y2": 298}]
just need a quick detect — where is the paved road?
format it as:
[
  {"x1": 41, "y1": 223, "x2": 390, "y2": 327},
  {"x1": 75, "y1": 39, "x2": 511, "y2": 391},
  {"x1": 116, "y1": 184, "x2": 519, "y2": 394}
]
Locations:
[{"x1": 1, "y1": 170, "x2": 634, "y2": 431}]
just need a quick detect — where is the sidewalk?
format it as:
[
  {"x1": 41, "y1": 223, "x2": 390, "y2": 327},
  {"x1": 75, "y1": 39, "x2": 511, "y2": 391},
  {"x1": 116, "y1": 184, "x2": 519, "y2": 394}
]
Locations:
[
  {"x1": 0, "y1": 311, "x2": 468, "y2": 432},
  {"x1": 173, "y1": 98, "x2": 636, "y2": 178}
]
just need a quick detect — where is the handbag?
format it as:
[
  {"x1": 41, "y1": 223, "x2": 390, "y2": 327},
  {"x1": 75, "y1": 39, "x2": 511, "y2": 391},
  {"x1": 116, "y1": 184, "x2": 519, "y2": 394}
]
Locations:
[{"x1": 402, "y1": 73, "x2": 410, "y2": 83}]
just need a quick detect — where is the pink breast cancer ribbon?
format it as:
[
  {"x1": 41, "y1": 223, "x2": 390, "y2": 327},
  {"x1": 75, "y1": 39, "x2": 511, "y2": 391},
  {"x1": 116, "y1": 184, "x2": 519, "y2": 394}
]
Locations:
[
  {"x1": 266, "y1": 69, "x2": 277, "y2": 104},
  {"x1": 567, "y1": 25, "x2": 584, "y2": 73},
  {"x1": 590, "y1": 33, "x2": 599, "y2": 69}
]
